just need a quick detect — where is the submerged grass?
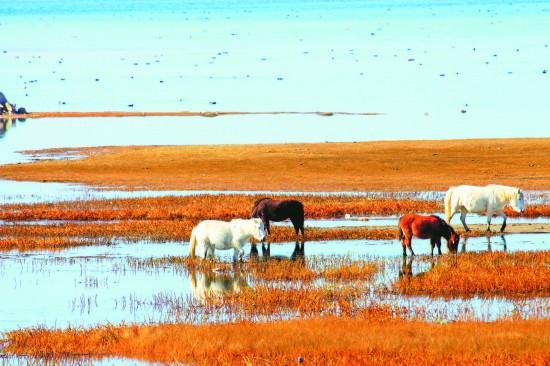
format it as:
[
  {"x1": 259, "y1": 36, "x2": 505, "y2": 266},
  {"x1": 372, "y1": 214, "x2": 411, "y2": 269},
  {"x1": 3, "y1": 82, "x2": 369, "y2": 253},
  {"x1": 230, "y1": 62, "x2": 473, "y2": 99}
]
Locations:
[{"x1": 132, "y1": 255, "x2": 381, "y2": 283}]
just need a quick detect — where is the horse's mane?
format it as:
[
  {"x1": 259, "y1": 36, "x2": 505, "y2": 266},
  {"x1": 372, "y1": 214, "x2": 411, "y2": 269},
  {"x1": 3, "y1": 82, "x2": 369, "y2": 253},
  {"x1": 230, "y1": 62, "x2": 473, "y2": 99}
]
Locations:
[
  {"x1": 486, "y1": 184, "x2": 521, "y2": 202},
  {"x1": 252, "y1": 197, "x2": 271, "y2": 208},
  {"x1": 430, "y1": 215, "x2": 455, "y2": 234}
]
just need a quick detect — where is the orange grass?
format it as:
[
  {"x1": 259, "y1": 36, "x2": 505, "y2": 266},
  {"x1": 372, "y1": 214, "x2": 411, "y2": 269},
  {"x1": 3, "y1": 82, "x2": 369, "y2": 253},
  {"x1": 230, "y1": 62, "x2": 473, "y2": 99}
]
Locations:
[
  {"x1": 394, "y1": 251, "x2": 550, "y2": 298},
  {"x1": 4, "y1": 317, "x2": 549, "y2": 365},
  {"x1": 0, "y1": 195, "x2": 441, "y2": 221},
  {"x1": 0, "y1": 237, "x2": 105, "y2": 250},
  {"x1": 1, "y1": 139, "x2": 549, "y2": 191},
  {"x1": 1, "y1": 196, "x2": 547, "y2": 224}
]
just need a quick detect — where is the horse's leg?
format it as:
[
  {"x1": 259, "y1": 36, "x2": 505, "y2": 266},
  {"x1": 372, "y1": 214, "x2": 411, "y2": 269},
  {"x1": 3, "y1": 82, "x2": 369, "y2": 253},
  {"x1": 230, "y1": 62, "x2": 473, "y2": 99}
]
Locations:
[
  {"x1": 430, "y1": 238, "x2": 435, "y2": 256},
  {"x1": 233, "y1": 248, "x2": 239, "y2": 262},
  {"x1": 291, "y1": 218, "x2": 300, "y2": 237},
  {"x1": 202, "y1": 240, "x2": 209, "y2": 260},
  {"x1": 406, "y1": 236, "x2": 415, "y2": 256},
  {"x1": 262, "y1": 241, "x2": 270, "y2": 257},
  {"x1": 401, "y1": 235, "x2": 408, "y2": 256},
  {"x1": 486, "y1": 208, "x2": 493, "y2": 232},
  {"x1": 436, "y1": 238, "x2": 442, "y2": 255},
  {"x1": 264, "y1": 220, "x2": 271, "y2": 235},
  {"x1": 460, "y1": 209, "x2": 470, "y2": 232},
  {"x1": 250, "y1": 243, "x2": 259, "y2": 260},
  {"x1": 498, "y1": 210, "x2": 507, "y2": 232}
]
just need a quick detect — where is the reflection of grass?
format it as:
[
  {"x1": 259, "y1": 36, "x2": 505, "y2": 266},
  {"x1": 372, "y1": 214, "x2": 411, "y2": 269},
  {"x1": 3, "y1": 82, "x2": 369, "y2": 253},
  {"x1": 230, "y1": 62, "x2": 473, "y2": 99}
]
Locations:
[
  {"x1": 132, "y1": 255, "x2": 381, "y2": 283},
  {"x1": 5, "y1": 318, "x2": 549, "y2": 365},
  {"x1": 394, "y1": 251, "x2": 550, "y2": 298}
]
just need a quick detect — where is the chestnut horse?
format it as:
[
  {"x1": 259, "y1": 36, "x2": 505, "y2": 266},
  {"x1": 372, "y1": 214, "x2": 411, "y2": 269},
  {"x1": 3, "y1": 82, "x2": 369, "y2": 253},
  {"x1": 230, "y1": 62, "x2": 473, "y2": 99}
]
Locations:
[
  {"x1": 398, "y1": 214, "x2": 459, "y2": 256},
  {"x1": 251, "y1": 197, "x2": 304, "y2": 237}
]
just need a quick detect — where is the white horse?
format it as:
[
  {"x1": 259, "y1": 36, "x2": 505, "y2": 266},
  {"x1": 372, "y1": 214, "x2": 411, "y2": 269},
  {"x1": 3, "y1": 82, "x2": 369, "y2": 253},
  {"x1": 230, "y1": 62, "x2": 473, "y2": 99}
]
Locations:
[
  {"x1": 189, "y1": 218, "x2": 265, "y2": 261},
  {"x1": 445, "y1": 184, "x2": 525, "y2": 232}
]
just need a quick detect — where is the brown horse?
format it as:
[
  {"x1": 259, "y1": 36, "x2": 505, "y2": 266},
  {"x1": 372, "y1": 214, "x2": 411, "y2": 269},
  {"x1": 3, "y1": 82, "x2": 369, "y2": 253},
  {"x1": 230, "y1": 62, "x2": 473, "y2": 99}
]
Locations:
[
  {"x1": 398, "y1": 214, "x2": 459, "y2": 256},
  {"x1": 251, "y1": 197, "x2": 304, "y2": 237}
]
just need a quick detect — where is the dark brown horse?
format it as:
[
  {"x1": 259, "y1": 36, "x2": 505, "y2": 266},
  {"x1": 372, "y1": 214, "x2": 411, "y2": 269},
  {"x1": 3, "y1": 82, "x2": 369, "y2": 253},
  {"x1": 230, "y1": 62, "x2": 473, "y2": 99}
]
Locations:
[
  {"x1": 398, "y1": 214, "x2": 459, "y2": 256},
  {"x1": 251, "y1": 198, "x2": 304, "y2": 237}
]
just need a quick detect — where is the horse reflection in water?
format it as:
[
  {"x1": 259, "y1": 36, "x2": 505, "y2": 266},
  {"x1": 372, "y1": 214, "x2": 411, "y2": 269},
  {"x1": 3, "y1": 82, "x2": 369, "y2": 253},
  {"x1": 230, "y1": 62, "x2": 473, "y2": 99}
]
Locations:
[
  {"x1": 189, "y1": 267, "x2": 249, "y2": 304},
  {"x1": 460, "y1": 234, "x2": 507, "y2": 253},
  {"x1": 398, "y1": 255, "x2": 441, "y2": 283},
  {"x1": 249, "y1": 240, "x2": 305, "y2": 263}
]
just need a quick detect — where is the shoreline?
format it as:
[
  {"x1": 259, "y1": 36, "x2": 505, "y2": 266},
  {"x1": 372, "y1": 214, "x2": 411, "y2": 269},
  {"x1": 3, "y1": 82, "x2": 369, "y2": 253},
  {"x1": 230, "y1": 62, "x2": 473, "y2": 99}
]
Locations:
[{"x1": 4, "y1": 110, "x2": 382, "y2": 119}]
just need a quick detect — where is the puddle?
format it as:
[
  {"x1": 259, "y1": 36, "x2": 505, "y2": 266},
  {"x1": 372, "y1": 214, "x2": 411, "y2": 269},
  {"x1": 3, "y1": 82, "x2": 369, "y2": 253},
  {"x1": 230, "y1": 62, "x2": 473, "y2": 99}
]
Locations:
[{"x1": 0, "y1": 234, "x2": 548, "y2": 334}]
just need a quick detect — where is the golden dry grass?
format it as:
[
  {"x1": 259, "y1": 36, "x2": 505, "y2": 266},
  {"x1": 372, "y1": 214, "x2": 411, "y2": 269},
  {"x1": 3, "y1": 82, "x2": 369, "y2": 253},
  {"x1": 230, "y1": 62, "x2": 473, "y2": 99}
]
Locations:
[
  {"x1": 394, "y1": 251, "x2": 550, "y2": 298},
  {"x1": 5, "y1": 317, "x2": 549, "y2": 365},
  {"x1": 1, "y1": 138, "x2": 549, "y2": 190},
  {"x1": 0, "y1": 195, "x2": 440, "y2": 221}
]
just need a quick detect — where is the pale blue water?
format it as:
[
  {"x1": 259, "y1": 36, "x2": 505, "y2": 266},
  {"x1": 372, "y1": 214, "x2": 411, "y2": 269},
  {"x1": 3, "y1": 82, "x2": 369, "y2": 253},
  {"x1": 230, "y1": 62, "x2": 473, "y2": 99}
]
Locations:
[{"x1": 0, "y1": 0, "x2": 549, "y2": 142}]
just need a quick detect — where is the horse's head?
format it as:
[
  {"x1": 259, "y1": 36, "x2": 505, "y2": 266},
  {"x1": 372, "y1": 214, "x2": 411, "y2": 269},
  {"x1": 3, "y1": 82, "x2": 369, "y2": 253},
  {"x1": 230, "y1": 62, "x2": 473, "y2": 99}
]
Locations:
[
  {"x1": 447, "y1": 231, "x2": 460, "y2": 253},
  {"x1": 511, "y1": 189, "x2": 526, "y2": 213},
  {"x1": 251, "y1": 197, "x2": 270, "y2": 218},
  {"x1": 251, "y1": 218, "x2": 266, "y2": 241}
]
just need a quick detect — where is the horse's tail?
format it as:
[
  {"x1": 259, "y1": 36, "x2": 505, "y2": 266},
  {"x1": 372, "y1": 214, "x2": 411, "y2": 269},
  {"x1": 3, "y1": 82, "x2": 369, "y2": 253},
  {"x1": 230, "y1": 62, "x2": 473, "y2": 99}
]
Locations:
[
  {"x1": 397, "y1": 225, "x2": 404, "y2": 241},
  {"x1": 189, "y1": 229, "x2": 197, "y2": 258},
  {"x1": 444, "y1": 187, "x2": 455, "y2": 224}
]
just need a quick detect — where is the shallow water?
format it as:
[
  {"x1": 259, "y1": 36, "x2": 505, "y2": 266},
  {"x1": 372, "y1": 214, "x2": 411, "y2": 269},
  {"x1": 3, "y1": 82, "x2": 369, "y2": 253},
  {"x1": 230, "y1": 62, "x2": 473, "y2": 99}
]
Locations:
[
  {"x1": 1, "y1": 179, "x2": 549, "y2": 205},
  {"x1": 0, "y1": 234, "x2": 548, "y2": 333},
  {"x1": 0, "y1": 179, "x2": 444, "y2": 204}
]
